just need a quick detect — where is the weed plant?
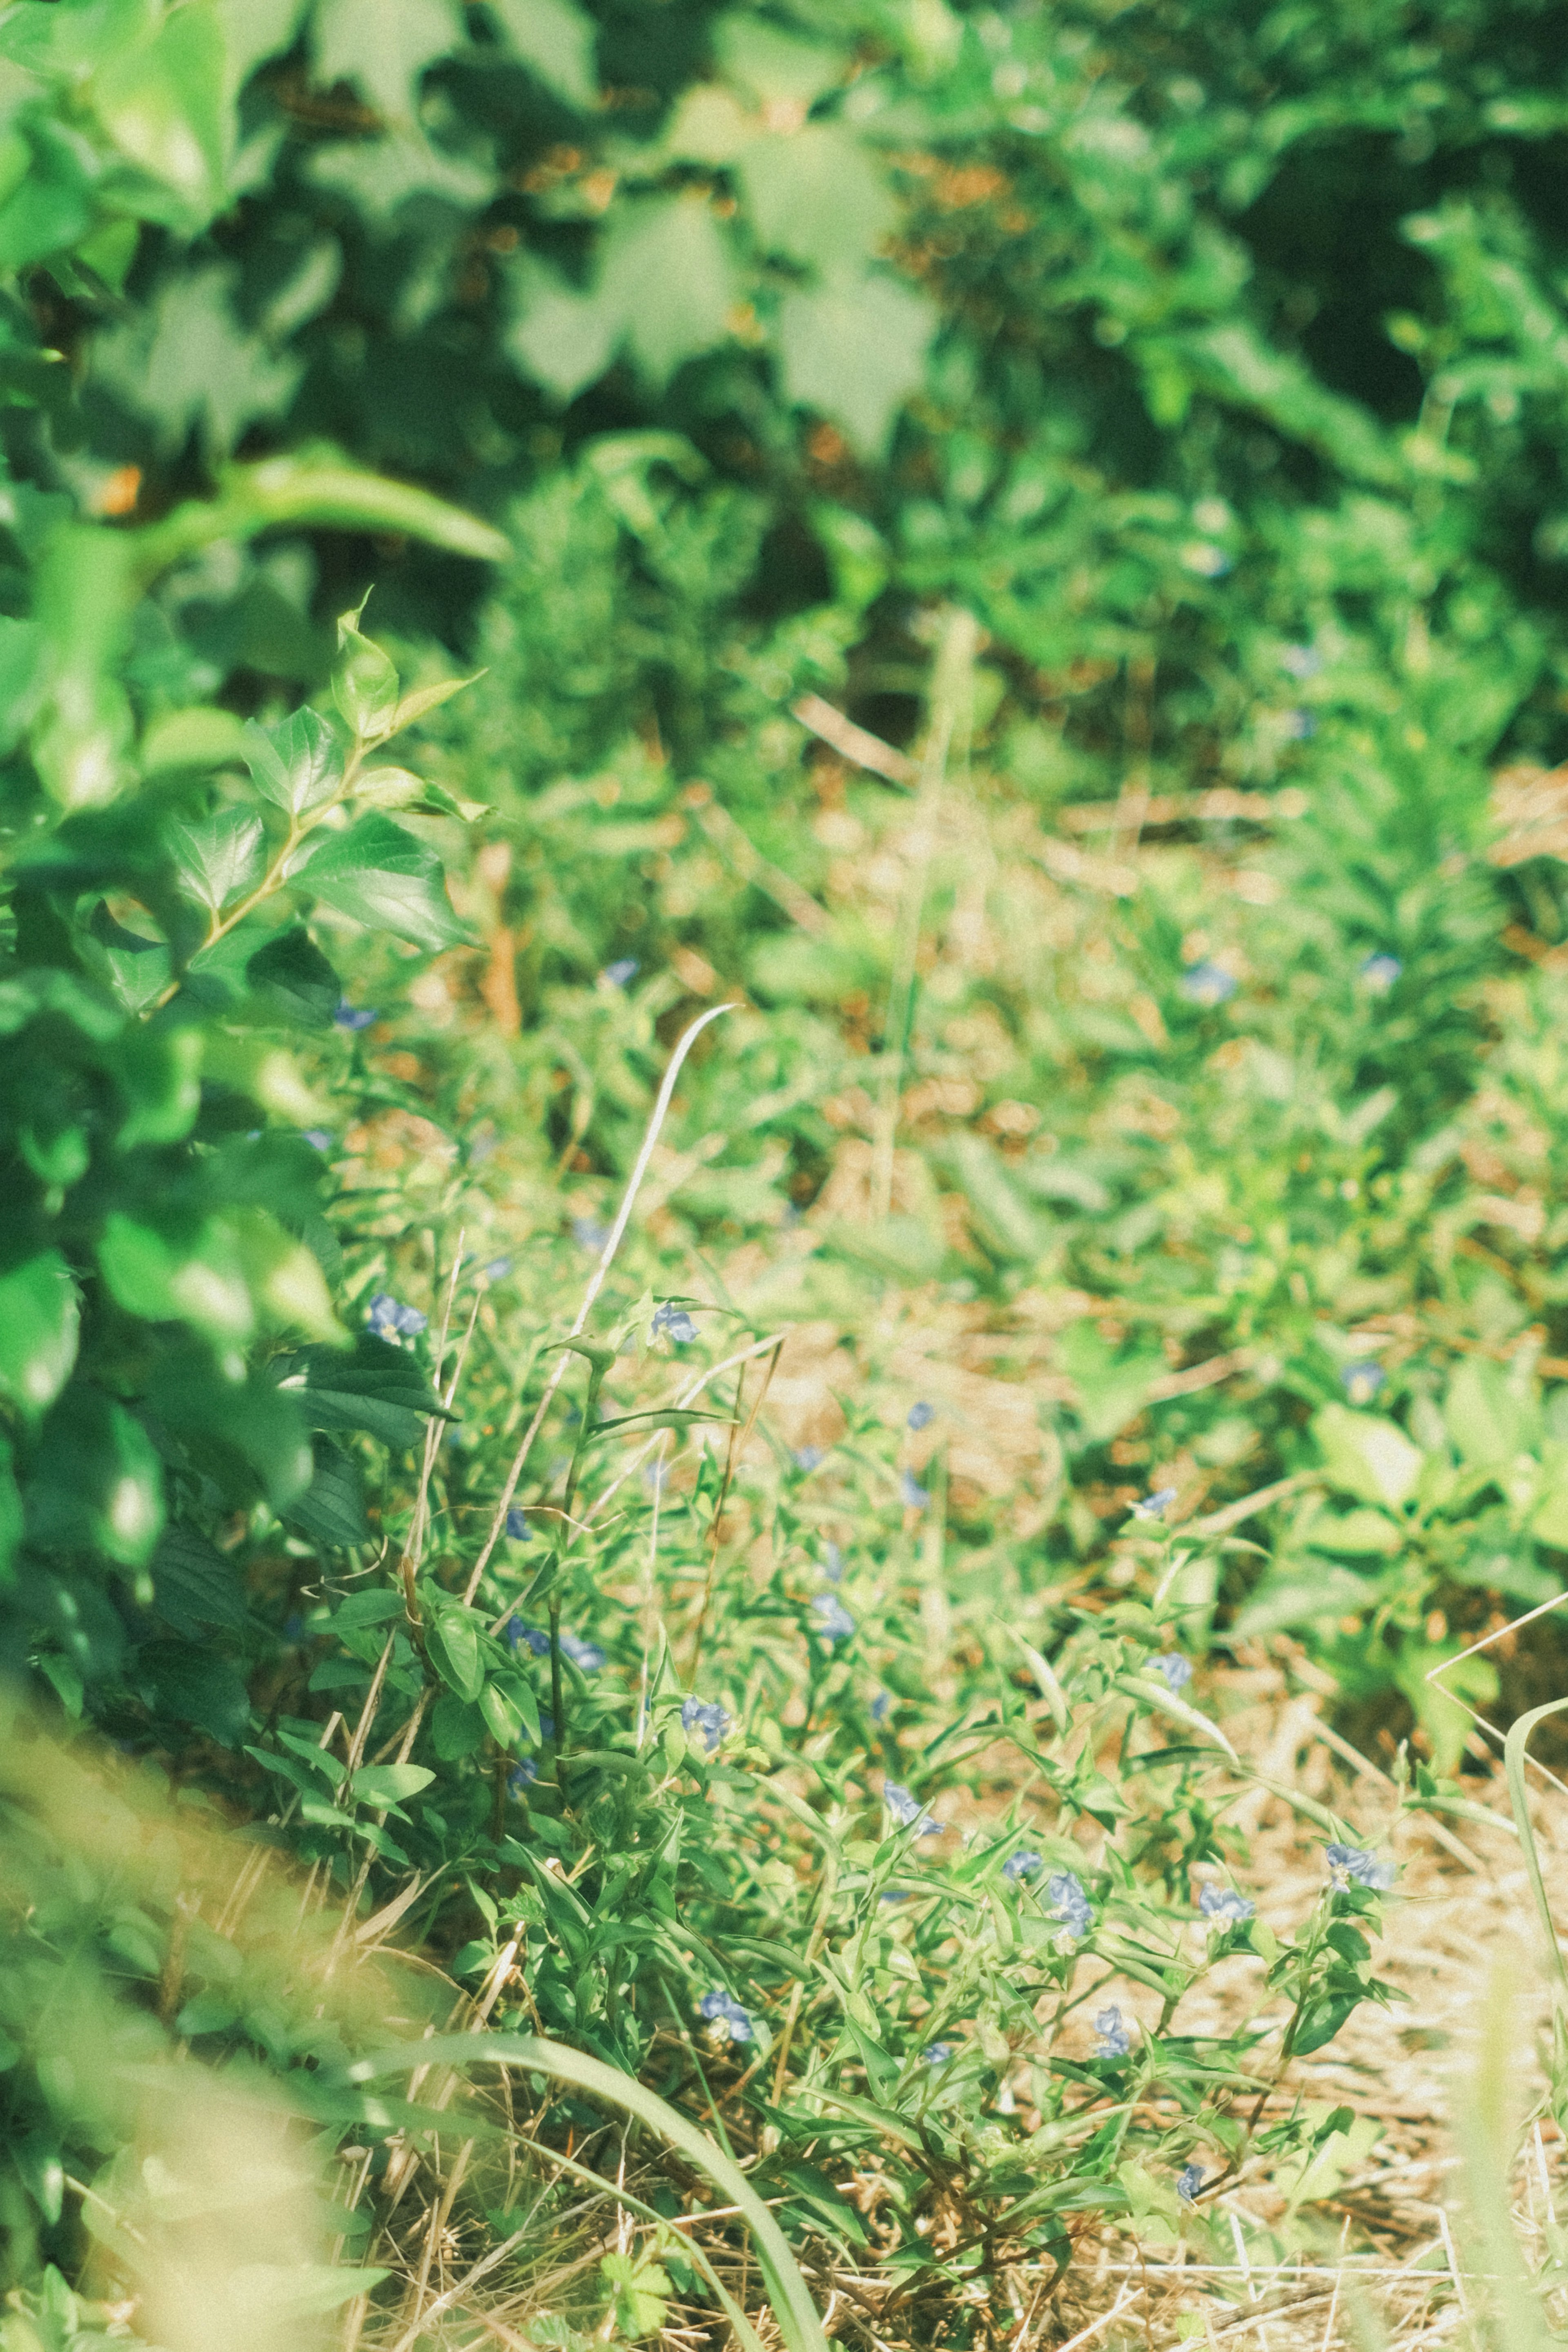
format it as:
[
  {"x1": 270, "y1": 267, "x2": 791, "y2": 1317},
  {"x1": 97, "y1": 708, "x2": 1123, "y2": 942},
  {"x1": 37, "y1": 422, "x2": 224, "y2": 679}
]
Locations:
[{"x1": 8, "y1": 0, "x2": 1568, "y2": 2345}]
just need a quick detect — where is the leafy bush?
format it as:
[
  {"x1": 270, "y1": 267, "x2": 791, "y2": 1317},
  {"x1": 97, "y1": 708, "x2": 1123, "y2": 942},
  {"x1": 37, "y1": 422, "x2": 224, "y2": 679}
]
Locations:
[{"x1": 6, "y1": 0, "x2": 1568, "y2": 2342}]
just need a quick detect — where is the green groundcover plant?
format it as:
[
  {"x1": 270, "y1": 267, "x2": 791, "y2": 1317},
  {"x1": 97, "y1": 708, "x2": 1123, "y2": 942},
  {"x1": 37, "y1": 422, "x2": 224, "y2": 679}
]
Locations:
[{"x1": 6, "y1": 0, "x2": 1568, "y2": 2343}]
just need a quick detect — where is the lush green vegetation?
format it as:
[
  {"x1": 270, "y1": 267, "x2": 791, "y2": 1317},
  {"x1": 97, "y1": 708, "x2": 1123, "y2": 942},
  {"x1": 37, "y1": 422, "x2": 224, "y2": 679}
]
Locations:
[{"x1": 5, "y1": 0, "x2": 1568, "y2": 2344}]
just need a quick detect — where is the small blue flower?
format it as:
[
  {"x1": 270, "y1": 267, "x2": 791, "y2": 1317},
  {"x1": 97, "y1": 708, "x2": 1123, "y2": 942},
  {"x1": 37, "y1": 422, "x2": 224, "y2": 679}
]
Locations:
[
  {"x1": 1150, "y1": 1653, "x2": 1193, "y2": 1693},
  {"x1": 793, "y1": 1445, "x2": 825, "y2": 1472},
  {"x1": 602, "y1": 958, "x2": 639, "y2": 988},
  {"x1": 506, "y1": 1621, "x2": 550, "y2": 1657},
  {"x1": 870, "y1": 1690, "x2": 892, "y2": 1724},
  {"x1": 922, "y1": 2041, "x2": 954, "y2": 2066},
  {"x1": 884, "y1": 1782, "x2": 942, "y2": 1836},
  {"x1": 1198, "y1": 1884, "x2": 1255, "y2": 1923},
  {"x1": 811, "y1": 1594, "x2": 855, "y2": 1642},
  {"x1": 1047, "y1": 1870, "x2": 1093, "y2": 1939},
  {"x1": 697, "y1": 1988, "x2": 753, "y2": 2042},
  {"x1": 334, "y1": 1000, "x2": 376, "y2": 1031},
  {"x1": 367, "y1": 1292, "x2": 427, "y2": 1340},
  {"x1": 1002, "y1": 1850, "x2": 1041, "y2": 1884},
  {"x1": 507, "y1": 1759, "x2": 538, "y2": 1797},
  {"x1": 653, "y1": 1302, "x2": 698, "y2": 1344},
  {"x1": 303, "y1": 1129, "x2": 332, "y2": 1151},
  {"x1": 505, "y1": 1509, "x2": 532, "y2": 1543},
  {"x1": 1176, "y1": 2164, "x2": 1206, "y2": 2203},
  {"x1": 1180, "y1": 962, "x2": 1237, "y2": 1008},
  {"x1": 1094, "y1": 2004, "x2": 1131, "y2": 2057},
  {"x1": 907, "y1": 1401, "x2": 935, "y2": 1431},
  {"x1": 682, "y1": 1697, "x2": 731, "y2": 1754},
  {"x1": 823, "y1": 1543, "x2": 844, "y2": 1584},
  {"x1": 900, "y1": 1468, "x2": 931, "y2": 1510},
  {"x1": 1325, "y1": 1841, "x2": 1394, "y2": 1890},
  {"x1": 1281, "y1": 644, "x2": 1322, "y2": 680},
  {"x1": 482, "y1": 1255, "x2": 512, "y2": 1281},
  {"x1": 1361, "y1": 953, "x2": 1402, "y2": 992},
  {"x1": 1341, "y1": 1361, "x2": 1385, "y2": 1405},
  {"x1": 560, "y1": 1632, "x2": 606, "y2": 1673},
  {"x1": 1283, "y1": 709, "x2": 1316, "y2": 740},
  {"x1": 571, "y1": 1217, "x2": 610, "y2": 1252},
  {"x1": 643, "y1": 1458, "x2": 668, "y2": 1493},
  {"x1": 1131, "y1": 1487, "x2": 1178, "y2": 1522}
]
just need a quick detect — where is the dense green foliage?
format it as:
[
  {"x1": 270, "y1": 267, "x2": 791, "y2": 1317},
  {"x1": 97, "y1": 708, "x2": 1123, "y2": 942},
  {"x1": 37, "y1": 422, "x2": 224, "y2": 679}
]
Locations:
[{"x1": 5, "y1": 0, "x2": 1568, "y2": 2344}]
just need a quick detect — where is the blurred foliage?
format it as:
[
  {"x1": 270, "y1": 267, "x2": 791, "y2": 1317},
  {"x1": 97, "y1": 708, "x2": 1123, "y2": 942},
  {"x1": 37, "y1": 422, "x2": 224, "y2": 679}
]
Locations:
[{"x1": 6, "y1": 0, "x2": 1568, "y2": 2343}]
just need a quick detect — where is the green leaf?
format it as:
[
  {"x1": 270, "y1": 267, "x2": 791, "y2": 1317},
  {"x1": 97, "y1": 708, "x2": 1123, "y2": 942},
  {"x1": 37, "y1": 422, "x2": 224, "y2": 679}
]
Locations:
[
  {"x1": 479, "y1": 1680, "x2": 521, "y2": 1744},
  {"x1": 1444, "y1": 1356, "x2": 1533, "y2": 1469},
  {"x1": 427, "y1": 1605, "x2": 484, "y2": 1702},
  {"x1": 27, "y1": 1389, "x2": 165, "y2": 1570},
  {"x1": 278, "y1": 1334, "x2": 446, "y2": 1448},
  {"x1": 352, "y1": 1763, "x2": 436, "y2": 1809},
  {"x1": 0, "y1": 1436, "x2": 22, "y2": 1588},
  {"x1": 1312, "y1": 1404, "x2": 1424, "y2": 1510},
  {"x1": 109, "y1": 1026, "x2": 204, "y2": 1149},
  {"x1": 131, "y1": 452, "x2": 510, "y2": 580},
  {"x1": 490, "y1": 0, "x2": 597, "y2": 108},
  {"x1": 167, "y1": 807, "x2": 266, "y2": 911},
  {"x1": 0, "y1": 1252, "x2": 78, "y2": 1418},
  {"x1": 312, "y1": 0, "x2": 462, "y2": 122},
  {"x1": 243, "y1": 708, "x2": 343, "y2": 814},
  {"x1": 508, "y1": 258, "x2": 621, "y2": 403},
  {"x1": 283, "y1": 1440, "x2": 370, "y2": 1548},
  {"x1": 601, "y1": 2252, "x2": 672, "y2": 2341},
  {"x1": 777, "y1": 272, "x2": 935, "y2": 456},
  {"x1": 599, "y1": 197, "x2": 736, "y2": 388},
  {"x1": 133, "y1": 1641, "x2": 252, "y2": 1747},
  {"x1": 147, "y1": 1522, "x2": 248, "y2": 1637},
  {"x1": 333, "y1": 602, "x2": 401, "y2": 738},
  {"x1": 245, "y1": 927, "x2": 342, "y2": 1028},
  {"x1": 89, "y1": 2, "x2": 230, "y2": 226},
  {"x1": 97, "y1": 1211, "x2": 254, "y2": 1344},
  {"x1": 147, "y1": 1351, "x2": 314, "y2": 1509},
  {"x1": 1291, "y1": 1989, "x2": 1363, "y2": 2057},
  {"x1": 388, "y1": 671, "x2": 484, "y2": 735},
  {"x1": 292, "y1": 812, "x2": 470, "y2": 950},
  {"x1": 736, "y1": 127, "x2": 894, "y2": 276}
]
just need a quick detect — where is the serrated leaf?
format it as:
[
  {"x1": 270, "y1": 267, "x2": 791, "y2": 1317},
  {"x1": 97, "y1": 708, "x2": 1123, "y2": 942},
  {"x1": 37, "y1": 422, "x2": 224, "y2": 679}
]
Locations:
[
  {"x1": 245, "y1": 926, "x2": 342, "y2": 1028},
  {"x1": 599, "y1": 197, "x2": 735, "y2": 388},
  {"x1": 777, "y1": 271, "x2": 935, "y2": 456},
  {"x1": 292, "y1": 811, "x2": 470, "y2": 950},
  {"x1": 243, "y1": 709, "x2": 343, "y2": 815},
  {"x1": 736, "y1": 126, "x2": 894, "y2": 276},
  {"x1": 388, "y1": 671, "x2": 483, "y2": 733},
  {"x1": 167, "y1": 808, "x2": 266, "y2": 912},
  {"x1": 0, "y1": 1251, "x2": 78, "y2": 1418},
  {"x1": 490, "y1": 0, "x2": 596, "y2": 107}
]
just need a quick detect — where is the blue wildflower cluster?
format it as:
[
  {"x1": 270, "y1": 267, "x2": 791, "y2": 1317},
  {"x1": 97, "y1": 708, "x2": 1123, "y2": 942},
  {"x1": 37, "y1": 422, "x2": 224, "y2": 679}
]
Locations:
[
  {"x1": 1150, "y1": 1654, "x2": 1193, "y2": 1693},
  {"x1": 334, "y1": 999, "x2": 376, "y2": 1030},
  {"x1": 1341, "y1": 1361, "x2": 1385, "y2": 1405},
  {"x1": 1094, "y1": 2004, "x2": 1131, "y2": 2056},
  {"x1": 697, "y1": 1988, "x2": 753, "y2": 2042},
  {"x1": 899, "y1": 1468, "x2": 931, "y2": 1509},
  {"x1": 1198, "y1": 1884, "x2": 1255, "y2": 1923},
  {"x1": 922, "y1": 2041, "x2": 953, "y2": 2066},
  {"x1": 682, "y1": 1697, "x2": 731, "y2": 1754},
  {"x1": 1361, "y1": 952, "x2": 1401, "y2": 991},
  {"x1": 602, "y1": 958, "x2": 639, "y2": 988},
  {"x1": 906, "y1": 1401, "x2": 935, "y2": 1430},
  {"x1": 504, "y1": 1622, "x2": 604, "y2": 1672},
  {"x1": 507, "y1": 1759, "x2": 537, "y2": 1797},
  {"x1": 570, "y1": 1217, "x2": 610, "y2": 1252},
  {"x1": 1047, "y1": 1870, "x2": 1093, "y2": 1938},
  {"x1": 884, "y1": 1783, "x2": 942, "y2": 1836},
  {"x1": 505, "y1": 1508, "x2": 532, "y2": 1542},
  {"x1": 1131, "y1": 1487, "x2": 1178, "y2": 1521},
  {"x1": 1176, "y1": 2164, "x2": 1206, "y2": 2203},
  {"x1": 793, "y1": 1445, "x2": 825, "y2": 1472},
  {"x1": 302, "y1": 1128, "x2": 332, "y2": 1151},
  {"x1": 367, "y1": 1292, "x2": 427, "y2": 1340},
  {"x1": 1001, "y1": 1850, "x2": 1040, "y2": 1884},
  {"x1": 1325, "y1": 1841, "x2": 1395, "y2": 1890},
  {"x1": 1180, "y1": 961, "x2": 1237, "y2": 1008},
  {"x1": 652, "y1": 1302, "x2": 698, "y2": 1343},
  {"x1": 811, "y1": 1594, "x2": 855, "y2": 1641}
]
